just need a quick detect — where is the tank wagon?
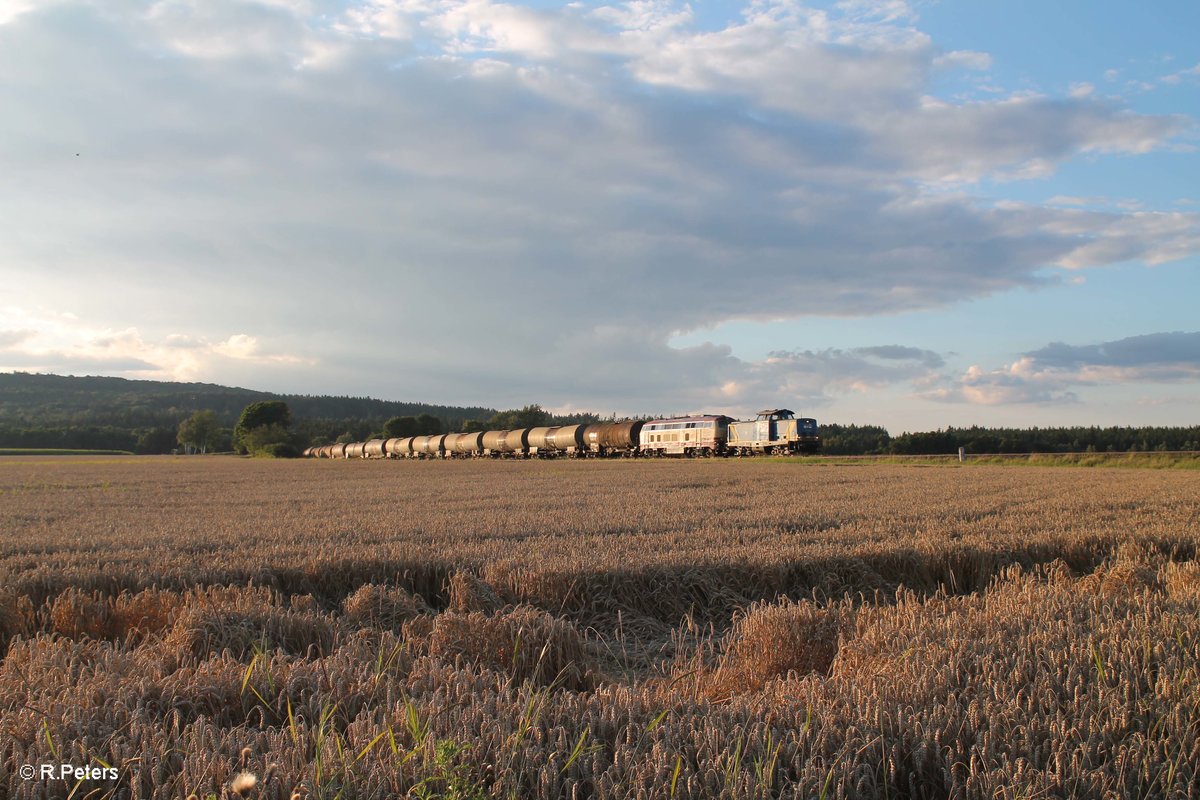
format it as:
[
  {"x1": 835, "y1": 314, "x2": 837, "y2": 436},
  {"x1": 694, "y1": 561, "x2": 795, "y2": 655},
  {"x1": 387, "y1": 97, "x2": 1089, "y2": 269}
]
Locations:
[
  {"x1": 308, "y1": 406, "x2": 819, "y2": 459},
  {"x1": 410, "y1": 434, "x2": 448, "y2": 457},
  {"x1": 527, "y1": 425, "x2": 588, "y2": 455},
  {"x1": 385, "y1": 437, "x2": 413, "y2": 457},
  {"x1": 727, "y1": 409, "x2": 820, "y2": 455},
  {"x1": 585, "y1": 421, "x2": 643, "y2": 456},
  {"x1": 449, "y1": 432, "x2": 485, "y2": 455}
]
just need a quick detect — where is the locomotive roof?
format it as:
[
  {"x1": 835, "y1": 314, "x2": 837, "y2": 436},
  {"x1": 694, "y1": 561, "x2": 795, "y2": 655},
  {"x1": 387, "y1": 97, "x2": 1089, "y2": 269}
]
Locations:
[
  {"x1": 644, "y1": 414, "x2": 734, "y2": 424},
  {"x1": 757, "y1": 408, "x2": 794, "y2": 416}
]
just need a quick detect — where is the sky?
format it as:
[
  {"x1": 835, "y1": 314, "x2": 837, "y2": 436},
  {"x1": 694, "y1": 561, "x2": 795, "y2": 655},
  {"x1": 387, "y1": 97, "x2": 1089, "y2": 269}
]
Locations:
[{"x1": 1, "y1": 0, "x2": 1198, "y2": 431}]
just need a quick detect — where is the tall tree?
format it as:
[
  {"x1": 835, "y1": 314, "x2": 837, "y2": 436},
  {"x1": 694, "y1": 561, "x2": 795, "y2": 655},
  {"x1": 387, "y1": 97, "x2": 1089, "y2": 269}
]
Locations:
[
  {"x1": 415, "y1": 413, "x2": 443, "y2": 436},
  {"x1": 234, "y1": 400, "x2": 291, "y2": 454},
  {"x1": 383, "y1": 416, "x2": 420, "y2": 438},
  {"x1": 487, "y1": 404, "x2": 551, "y2": 430},
  {"x1": 177, "y1": 410, "x2": 221, "y2": 454},
  {"x1": 137, "y1": 427, "x2": 178, "y2": 455}
]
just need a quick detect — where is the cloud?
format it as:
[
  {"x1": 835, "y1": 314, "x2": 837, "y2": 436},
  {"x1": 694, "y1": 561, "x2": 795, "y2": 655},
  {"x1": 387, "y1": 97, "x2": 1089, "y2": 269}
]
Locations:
[
  {"x1": 1028, "y1": 331, "x2": 1200, "y2": 368},
  {"x1": 927, "y1": 332, "x2": 1200, "y2": 405},
  {"x1": 0, "y1": 351, "x2": 162, "y2": 373},
  {"x1": 0, "y1": 308, "x2": 311, "y2": 382},
  {"x1": 0, "y1": 2, "x2": 1196, "y2": 413},
  {"x1": 0, "y1": 329, "x2": 35, "y2": 348},
  {"x1": 700, "y1": 345, "x2": 947, "y2": 412},
  {"x1": 925, "y1": 359, "x2": 1080, "y2": 406},
  {"x1": 851, "y1": 345, "x2": 944, "y2": 368},
  {"x1": 1161, "y1": 62, "x2": 1200, "y2": 86}
]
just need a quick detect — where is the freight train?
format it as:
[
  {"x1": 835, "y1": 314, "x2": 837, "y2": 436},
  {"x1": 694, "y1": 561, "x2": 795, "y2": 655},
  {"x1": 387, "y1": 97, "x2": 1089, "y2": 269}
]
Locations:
[{"x1": 306, "y1": 408, "x2": 819, "y2": 459}]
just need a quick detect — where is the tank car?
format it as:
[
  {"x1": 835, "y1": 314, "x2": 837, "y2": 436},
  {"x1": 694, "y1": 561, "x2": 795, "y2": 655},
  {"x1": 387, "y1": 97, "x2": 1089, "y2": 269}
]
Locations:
[
  {"x1": 389, "y1": 439, "x2": 409, "y2": 457},
  {"x1": 411, "y1": 434, "x2": 448, "y2": 457},
  {"x1": 523, "y1": 425, "x2": 587, "y2": 456},
  {"x1": 448, "y1": 432, "x2": 485, "y2": 457},
  {"x1": 526, "y1": 426, "x2": 555, "y2": 453},
  {"x1": 583, "y1": 420, "x2": 644, "y2": 456},
  {"x1": 481, "y1": 428, "x2": 530, "y2": 456},
  {"x1": 546, "y1": 424, "x2": 586, "y2": 454}
]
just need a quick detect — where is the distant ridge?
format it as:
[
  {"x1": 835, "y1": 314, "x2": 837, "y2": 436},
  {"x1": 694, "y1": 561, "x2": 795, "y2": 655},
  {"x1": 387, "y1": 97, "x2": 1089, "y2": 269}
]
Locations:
[{"x1": 0, "y1": 372, "x2": 496, "y2": 428}]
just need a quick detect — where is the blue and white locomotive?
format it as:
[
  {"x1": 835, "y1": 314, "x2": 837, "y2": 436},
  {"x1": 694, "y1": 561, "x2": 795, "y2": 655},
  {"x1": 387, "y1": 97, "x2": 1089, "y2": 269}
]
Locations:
[{"x1": 726, "y1": 409, "x2": 821, "y2": 455}]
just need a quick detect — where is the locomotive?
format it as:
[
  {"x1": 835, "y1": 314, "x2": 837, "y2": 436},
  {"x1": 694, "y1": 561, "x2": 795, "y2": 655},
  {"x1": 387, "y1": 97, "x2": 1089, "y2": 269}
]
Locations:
[{"x1": 306, "y1": 408, "x2": 819, "y2": 459}]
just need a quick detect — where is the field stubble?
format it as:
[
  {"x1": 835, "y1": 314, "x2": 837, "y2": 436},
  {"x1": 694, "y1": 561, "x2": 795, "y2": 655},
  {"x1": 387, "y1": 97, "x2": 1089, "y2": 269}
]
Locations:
[{"x1": 1, "y1": 456, "x2": 1199, "y2": 799}]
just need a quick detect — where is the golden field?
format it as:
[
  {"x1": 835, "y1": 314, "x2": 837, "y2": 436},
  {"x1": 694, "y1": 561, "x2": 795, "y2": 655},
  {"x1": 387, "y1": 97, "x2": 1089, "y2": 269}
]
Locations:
[{"x1": 1, "y1": 456, "x2": 1198, "y2": 799}]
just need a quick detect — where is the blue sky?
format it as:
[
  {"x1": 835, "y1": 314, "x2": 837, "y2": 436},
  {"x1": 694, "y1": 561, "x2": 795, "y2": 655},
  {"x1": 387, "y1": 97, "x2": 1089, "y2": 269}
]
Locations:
[
  {"x1": 672, "y1": 0, "x2": 1200, "y2": 427},
  {"x1": 1, "y1": 0, "x2": 1197, "y2": 431}
]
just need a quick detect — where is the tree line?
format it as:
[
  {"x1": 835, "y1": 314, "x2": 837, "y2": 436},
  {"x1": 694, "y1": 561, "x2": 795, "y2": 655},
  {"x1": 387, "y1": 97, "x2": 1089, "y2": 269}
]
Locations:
[
  {"x1": 818, "y1": 423, "x2": 1200, "y2": 456},
  {"x1": 4, "y1": 374, "x2": 1195, "y2": 460},
  {"x1": 6, "y1": 413, "x2": 1199, "y2": 458}
]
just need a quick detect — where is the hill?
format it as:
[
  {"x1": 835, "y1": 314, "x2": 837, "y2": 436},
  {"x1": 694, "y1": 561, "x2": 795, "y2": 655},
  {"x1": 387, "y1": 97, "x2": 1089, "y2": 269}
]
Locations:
[
  {"x1": 0, "y1": 372, "x2": 496, "y2": 452},
  {"x1": 0, "y1": 372, "x2": 495, "y2": 428}
]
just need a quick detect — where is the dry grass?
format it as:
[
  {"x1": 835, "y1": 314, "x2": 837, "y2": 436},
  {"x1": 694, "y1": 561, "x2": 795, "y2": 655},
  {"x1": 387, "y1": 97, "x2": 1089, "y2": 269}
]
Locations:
[
  {"x1": 429, "y1": 606, "x2": 592, "y2": 690},
  {"x1": 1, "y1": 456, "x2": 1198, "y2": 798}
]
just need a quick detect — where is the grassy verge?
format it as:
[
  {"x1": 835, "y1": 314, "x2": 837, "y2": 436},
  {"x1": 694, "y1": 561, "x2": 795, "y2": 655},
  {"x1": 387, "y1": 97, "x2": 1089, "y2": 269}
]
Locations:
[
  {"x1": 968, "y1": 451, "x2": 1200, "y2": 469},
  {"x1": 777, "y1": 451, "x2": 1200, "y2": 469},
  {"x1": 0, "y1": 448, "x2": 135, "y2": 456}
]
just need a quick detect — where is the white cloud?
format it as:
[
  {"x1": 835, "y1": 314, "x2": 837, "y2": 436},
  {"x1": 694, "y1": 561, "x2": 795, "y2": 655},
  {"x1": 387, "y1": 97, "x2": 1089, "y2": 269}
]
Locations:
[
  {"x1": 0, "y1": 0, "x2": 60, "y2": 25},
  {"x1": 0, "y1": 329, "x2": 35, "y2": 347},
  {"x1": 213, "y1": 333, "x2": 306, "y2": 364},
  {"x1": 1160, "y1": 62, "x2": 1200, "y2": 86},
  {"x1": 734, "y1": 346, "x2": 945, "y2": 404},
  {"x1": 925, "y1": 359, "x2": 1079, "y2": 406},
  {"x1": 0, "y1": 2, "x2": 1195, "y2": 413},
  {"x1": 0, "y1": 308, "x2": 310, "y2": 381},
  {"x1": 927, "y1": 332, "x2": 1200, "y2": 406},
  {"x1": 589, "y1": 0, "x2": 692, "y2": 33},
  {"x1": 933, "y1": 49, "x2": 991, "y2": 72}
]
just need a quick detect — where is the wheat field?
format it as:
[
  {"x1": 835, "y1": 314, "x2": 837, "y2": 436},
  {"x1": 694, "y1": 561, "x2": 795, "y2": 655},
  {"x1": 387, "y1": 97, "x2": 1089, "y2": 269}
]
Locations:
[{"x1": 2, "y1": 456, "x2": 1198, "y2": 799}]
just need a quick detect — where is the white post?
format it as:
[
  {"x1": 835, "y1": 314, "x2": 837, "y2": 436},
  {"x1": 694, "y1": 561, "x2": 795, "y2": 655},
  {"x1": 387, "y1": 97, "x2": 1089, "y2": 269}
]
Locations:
[{"x1": 958, "y1": 446, "x2": 965, "y2": 463}]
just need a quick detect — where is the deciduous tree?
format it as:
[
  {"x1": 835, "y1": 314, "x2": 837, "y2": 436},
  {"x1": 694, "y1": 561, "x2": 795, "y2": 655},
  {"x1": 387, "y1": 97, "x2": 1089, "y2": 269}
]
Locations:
[
  {"x1": 177, "y1": 410, "x2": 221, "y2": 454},
  {"x1": 234, "y1": 401, "x2": 291, "y2": 455},
  {"x1": 383, "y1": 416, "x2": 420, "y2": 438}
]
